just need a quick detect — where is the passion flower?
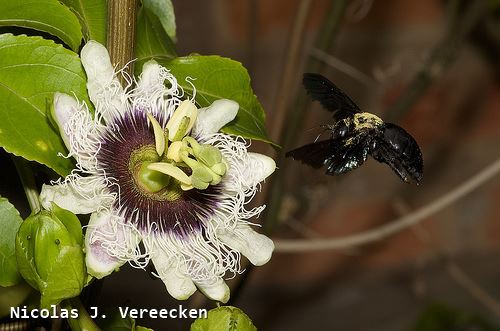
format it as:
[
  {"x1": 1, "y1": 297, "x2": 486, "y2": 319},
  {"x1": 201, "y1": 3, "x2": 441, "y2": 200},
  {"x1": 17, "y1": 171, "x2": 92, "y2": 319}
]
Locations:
[{"x1": 39, "y1": 41, "x2": 276, "y2": 303}]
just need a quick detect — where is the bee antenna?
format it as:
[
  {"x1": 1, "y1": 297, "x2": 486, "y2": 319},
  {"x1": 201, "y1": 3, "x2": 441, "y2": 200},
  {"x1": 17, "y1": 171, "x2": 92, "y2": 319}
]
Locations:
[
  {"x1": 303, "y1": 125, "x2": 320, "y2": 133},
  {"x1": 301, "y1": 125, "x2": 330, "y2": 142},
  {"x1": 315, "y1": 126, "x2": 329, "y2": 142}
]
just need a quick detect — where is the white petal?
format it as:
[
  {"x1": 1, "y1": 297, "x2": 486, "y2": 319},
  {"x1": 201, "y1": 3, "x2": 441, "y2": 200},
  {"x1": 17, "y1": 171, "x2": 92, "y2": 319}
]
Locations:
[
  {"x1": 85, "y1": 210, "x2": 139, "y2": 279},
  {"x1": 80, "y1": 40, "x2": 125, "y2": 122},
  {"x1": 193, "y1": 99, "x2": 238, "y2": 135},
  {"x1": 242, "y1": 152, "x2": 276, "y2": 188},
  {"x1": 137, "y1": 60, "x2": 163, "y2": 92},
  {"x1": 40, "y1": 177, "x2": 114, "y2": 214},
  {"x1": 52, "y1": 92, "x2": 79, "y2": 150},
  {"x1": 195, "y1": 278, "x2": 230, "y2": 303},
  {"x1": 218, "y1": 224, "x2": 274, "y2": 266},
  {"x1": 150, "y1": 250, "x2": 197, "y2": 300}
]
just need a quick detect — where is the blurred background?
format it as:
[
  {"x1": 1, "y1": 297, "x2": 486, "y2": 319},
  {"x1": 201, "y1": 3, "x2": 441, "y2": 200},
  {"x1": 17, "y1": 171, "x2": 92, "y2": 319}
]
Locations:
[
  {"x1": 170, "y1": 0, "x2": 500, "y2": 330},
  {"x1": 3, "y1": 0, "x2": 496, "y2": 330}
]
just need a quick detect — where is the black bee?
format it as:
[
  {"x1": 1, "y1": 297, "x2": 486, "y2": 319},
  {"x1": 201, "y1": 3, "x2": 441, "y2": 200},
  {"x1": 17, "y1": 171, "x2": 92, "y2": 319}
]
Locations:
[{"x1": 286, "y1": 73, "x2": 423, "y2": 184}]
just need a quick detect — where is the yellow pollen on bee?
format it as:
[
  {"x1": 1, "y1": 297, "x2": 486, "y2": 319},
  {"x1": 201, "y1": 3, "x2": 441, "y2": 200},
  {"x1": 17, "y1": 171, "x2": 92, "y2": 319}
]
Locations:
[{"x1": 353, "y1": 112, "x2": 383, "y2": 130}]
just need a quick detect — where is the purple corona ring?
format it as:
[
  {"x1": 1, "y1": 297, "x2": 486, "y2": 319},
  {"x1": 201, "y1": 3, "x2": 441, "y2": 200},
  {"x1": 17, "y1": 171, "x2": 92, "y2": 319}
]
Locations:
[{"x1": 40, "y1": 41, "x2": 276, "y2": 303}]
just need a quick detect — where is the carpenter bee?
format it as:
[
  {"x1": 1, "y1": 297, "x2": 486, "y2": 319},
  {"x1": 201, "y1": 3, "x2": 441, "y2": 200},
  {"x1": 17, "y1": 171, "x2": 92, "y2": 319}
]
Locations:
[{"x1": 286, "y1": 73, "x2": 423, "y2": 183}]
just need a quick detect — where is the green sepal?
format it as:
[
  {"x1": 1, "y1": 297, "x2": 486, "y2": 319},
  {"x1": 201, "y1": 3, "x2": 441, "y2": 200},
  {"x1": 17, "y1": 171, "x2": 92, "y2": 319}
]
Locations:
[
  {"x1": 50, "y1": 203, "x2": 83, "y2": 246},
  {"x1": 190, "y1": 306, "x2": 257, "y2": 331}
]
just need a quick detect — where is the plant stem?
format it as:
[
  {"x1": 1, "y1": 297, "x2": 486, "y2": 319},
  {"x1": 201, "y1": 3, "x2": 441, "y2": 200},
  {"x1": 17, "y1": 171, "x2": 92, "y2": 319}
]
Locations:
[
  {"x1": 106, "y1": 0, "x2": 139, "y2": 81},
  {"x1": 263, "y1": 0, "x2": 348, "y2": 234},
  {"x1": 63, "y1": 298, "x2": 102, "y2": 331},
  {"x1": 11, "y1": 156, "x2": 41, "y2": 213}
]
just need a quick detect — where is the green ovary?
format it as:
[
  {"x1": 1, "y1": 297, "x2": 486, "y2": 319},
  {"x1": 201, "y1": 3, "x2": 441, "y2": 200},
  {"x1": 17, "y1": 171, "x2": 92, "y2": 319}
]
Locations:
[{"x1": 136, "y1": 162, "x2": 170, "y2": 193}]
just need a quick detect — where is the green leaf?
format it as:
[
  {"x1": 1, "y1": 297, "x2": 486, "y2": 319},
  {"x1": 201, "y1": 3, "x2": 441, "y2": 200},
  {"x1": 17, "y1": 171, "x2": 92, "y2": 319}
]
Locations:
[
  {"x1": 163, "y1": 56, "x2": 272, "y2": 144},
  {"x1": 0, "y1": 0, "x2": 83, "y2": 51},
  {"x1": 412, "y1": 303, "x2": 500, "y2": 331},
  {"x1": 0, "y1": 34, "x2": 90, "y2": 176},
  {"x1": 191, "y1": 306, "x2": 257, "y2": 331},
  {"x1": 0, "y1": 197, "x2": 23, "y2": 287},
  {"x1": 15, "y1": 210, "x2": 86, "y2": 308},
  {"x1": 143, "y1": 0, "x2": 177, "y2": 42},
  {"x1": 136, "y1": 327, "x2": 154, "y2": 331},
  {"x1": 59, "y1": 0, "x2": 107, "y2": 44},
  {"x1": 135, "y1": 5, "x2": 177, "y2": 73}
]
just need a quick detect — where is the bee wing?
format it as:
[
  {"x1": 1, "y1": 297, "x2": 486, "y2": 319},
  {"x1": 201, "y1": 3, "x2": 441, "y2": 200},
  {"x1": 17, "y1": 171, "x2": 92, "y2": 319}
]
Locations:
[
  {"x1": 370, "y1": 123, "x2": 423, "y2": 183},
  {"x1": 286, "y1": 136, "x2": 370, "y2": 176},
  {"x1": 303, "y1": 73, "x2": 361, "y2": 115},
  {"x1": 285, "y1": 139, "x2": 335, "y2": 168}
]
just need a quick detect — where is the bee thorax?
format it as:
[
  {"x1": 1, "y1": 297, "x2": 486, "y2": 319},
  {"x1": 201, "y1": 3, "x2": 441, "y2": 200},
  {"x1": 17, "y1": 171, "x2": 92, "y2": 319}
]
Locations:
[{"x1": 353, "y1": 112, "x2": 384, "y2": 130}]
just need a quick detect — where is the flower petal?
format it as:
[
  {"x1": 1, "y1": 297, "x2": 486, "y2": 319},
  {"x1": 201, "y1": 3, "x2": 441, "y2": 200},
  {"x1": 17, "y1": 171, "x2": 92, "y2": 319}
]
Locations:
[
  {"x1": 150, "y1": 250, "x2": 197, "y2": 300},
  {"x1": 195, "y1": 278, "x2": 230, "y2": 303},
  {"x1": 240, "y1": 152, "x2": 276, "y2": 188},
  {"x1": 85, "y1": 210, "x2": 140, "y2": 279},
  {"x1": 133, "y1": 60, "x2": 182, "y2": 117},
  {"x1": 80, "y1": 40, "x2": 125, "y2": 122},
  {"x1": 136, "y1": 60, "x2": 163, "y2": 92},
  {"x1": 40, "y1": 177, "x2": 115, "y2": 214},
  {"x1": 193, "y1": 99, "x2": 238, "y2": 136},
  {"x1": 52, "y1": 92, "x2": 79, "y2": 150},
  {"x1": 217, "y1": 224, "x2": 274, "y2": 266}
]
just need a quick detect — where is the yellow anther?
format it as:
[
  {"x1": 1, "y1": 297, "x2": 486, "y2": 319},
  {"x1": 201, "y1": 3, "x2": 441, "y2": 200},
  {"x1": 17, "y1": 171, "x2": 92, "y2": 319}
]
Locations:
[
  {"x1": 165, "y1": 100, "x2": 198, "y2": 141},
  {"x1": 146, "y1": 113, "x2": 166, "y2": 156}
]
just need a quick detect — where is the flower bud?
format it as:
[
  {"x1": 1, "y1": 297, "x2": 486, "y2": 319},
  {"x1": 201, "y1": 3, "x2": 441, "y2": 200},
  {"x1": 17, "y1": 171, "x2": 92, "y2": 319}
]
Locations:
[
  {"x1": 191, "y1": 306, "x2": 257, "y2": 331},
  {"x1": 15, "y1": 204, "x2": 85, "y2": 308}
]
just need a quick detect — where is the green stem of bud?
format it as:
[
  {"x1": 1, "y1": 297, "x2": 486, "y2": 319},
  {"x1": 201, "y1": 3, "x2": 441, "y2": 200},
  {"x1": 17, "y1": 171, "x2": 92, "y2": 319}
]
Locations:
[
  {"x1": 63, "y1": 297, "x2": 102, "y2": 331},
  {"x1": 11, "y1": 156, "x2": 41, "y2": 213}
]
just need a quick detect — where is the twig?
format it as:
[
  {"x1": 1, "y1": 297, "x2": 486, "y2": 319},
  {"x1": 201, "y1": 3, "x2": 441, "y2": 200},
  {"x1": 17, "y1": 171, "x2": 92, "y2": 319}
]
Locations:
[
  {"x1": 386, "y1": 0, "x2": 489, "y2": 121},
  {"x1": 106, "y1": 0, "x2": 139, "y2": 80},
  {"x1": 286, "y1": 217, "x2": 321, "y2": 238},
  {"x1": 273, "y1": 156, "x2": 500, "y2": 252},
  {"x1": 309, "y1": 48, "x2": 377, "y2": 87},
  {"x1": 230, "y1": 1, "x2": 348, "y2": 305},
  {"x1": 269, "y1": 0, "x2": 312, "y2": 143},
  {"x1": 446, "y1": 262, "x2": 500, "y2": 316}
]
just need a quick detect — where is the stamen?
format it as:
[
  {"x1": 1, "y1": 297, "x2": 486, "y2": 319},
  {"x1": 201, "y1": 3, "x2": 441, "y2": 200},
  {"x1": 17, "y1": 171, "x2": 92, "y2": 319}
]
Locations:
[
  {"x1": 165, "y1": 100, "x2": 198, "y2": 141},
  {"x1": 146, "y1": 113, "x2": 166, "y2": 156},
  {"x1": 166, "y1": 141, "x2": 183, "y2": 162},
  {"x1": 147, "y1": 162, "x2": 192, "y2": 188}
]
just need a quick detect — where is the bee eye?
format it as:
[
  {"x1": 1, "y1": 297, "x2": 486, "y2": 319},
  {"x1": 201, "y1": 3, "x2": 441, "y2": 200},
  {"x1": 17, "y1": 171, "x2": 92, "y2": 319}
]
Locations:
[{"x1": 335, "y1": 124, "x2": 349, "y2": 137}]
